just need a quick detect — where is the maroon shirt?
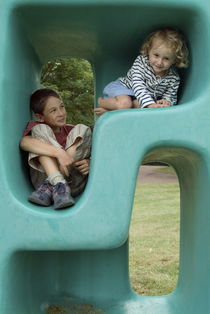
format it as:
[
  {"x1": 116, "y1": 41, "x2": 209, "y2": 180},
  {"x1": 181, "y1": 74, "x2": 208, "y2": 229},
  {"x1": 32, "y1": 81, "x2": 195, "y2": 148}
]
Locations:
[{"x1": 23, "y1": 121, "x2": 75, "y2": 148}]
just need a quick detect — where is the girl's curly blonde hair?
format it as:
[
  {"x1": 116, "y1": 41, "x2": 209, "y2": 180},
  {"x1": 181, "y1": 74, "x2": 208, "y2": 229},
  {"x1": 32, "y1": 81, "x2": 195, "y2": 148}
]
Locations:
[{"x1": 140, "y1": 27, "x2": 189, "y2": 68}]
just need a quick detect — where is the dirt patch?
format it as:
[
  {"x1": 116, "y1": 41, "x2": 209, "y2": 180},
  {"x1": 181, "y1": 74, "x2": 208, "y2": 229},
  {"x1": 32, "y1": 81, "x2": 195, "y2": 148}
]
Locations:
[
  {"x1": 47, "y1": 304, "x2": 105, "y2": 314},
  {"x1": 138, "y1": 166, "x2": 178, "y2": 184}
]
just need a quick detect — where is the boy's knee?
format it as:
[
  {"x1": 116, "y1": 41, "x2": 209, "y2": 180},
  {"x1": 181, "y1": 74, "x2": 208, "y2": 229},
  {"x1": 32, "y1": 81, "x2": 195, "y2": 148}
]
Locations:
[
  {"x1": 74, "y1": 124, "x2": 92, "y2": 137},
  {"x1": 31, "y1": 124, "x2": 54, "y2": 138}
]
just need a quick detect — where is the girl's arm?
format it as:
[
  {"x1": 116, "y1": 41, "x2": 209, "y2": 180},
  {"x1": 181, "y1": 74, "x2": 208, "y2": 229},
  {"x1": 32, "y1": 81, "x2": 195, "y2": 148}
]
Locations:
[
  {"x1": 161, "y1": 78, "x2": 180, "y2": 106},
  {"x1": 130, "y1": 56, "x2": 156, "y2": 108}
]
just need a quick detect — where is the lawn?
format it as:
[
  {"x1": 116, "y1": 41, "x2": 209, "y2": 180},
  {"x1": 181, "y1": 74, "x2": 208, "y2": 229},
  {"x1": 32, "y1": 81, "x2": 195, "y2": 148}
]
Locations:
[
  {"x1": 48, "y1": 182, "x2": 180, "y2": 312},
  {"x1": 129, "y1": 183, "x2": 180, "y2": 296}
]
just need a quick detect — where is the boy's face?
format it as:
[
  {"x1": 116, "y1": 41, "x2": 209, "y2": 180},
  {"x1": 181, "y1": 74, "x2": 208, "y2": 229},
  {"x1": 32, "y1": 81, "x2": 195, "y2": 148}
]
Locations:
[
  {"x1": 36, "y1": 96, "x2": 67, "y2": 132},
  {"x1": 148, "y1": 38, "x2": 176, "y2": 76}
]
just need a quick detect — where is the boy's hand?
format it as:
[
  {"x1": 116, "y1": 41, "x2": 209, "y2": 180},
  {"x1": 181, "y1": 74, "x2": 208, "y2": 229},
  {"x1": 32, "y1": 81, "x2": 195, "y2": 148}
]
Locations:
[
  {"x1": 55, "y1": 148, "x2": 74, "y2": 177},
  {"x1": 74, "y1": 159, "x2": 90, "y2": 175}
]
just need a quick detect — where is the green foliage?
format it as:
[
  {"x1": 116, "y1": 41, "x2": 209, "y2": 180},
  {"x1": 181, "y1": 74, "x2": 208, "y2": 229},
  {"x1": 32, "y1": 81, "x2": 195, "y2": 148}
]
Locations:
[{"x1": 41, "y1": 58, "x2": 94, "y2": 127}]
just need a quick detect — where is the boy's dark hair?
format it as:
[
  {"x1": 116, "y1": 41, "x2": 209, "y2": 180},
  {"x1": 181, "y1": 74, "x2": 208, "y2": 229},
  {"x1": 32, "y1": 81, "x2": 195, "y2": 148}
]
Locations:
[{"x1": 30, "y1": 88, "x2": 61, "y2": 114}]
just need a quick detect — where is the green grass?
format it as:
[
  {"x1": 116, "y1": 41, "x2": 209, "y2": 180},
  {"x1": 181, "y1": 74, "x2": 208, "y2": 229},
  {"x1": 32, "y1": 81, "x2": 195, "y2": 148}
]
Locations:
[
  {"x1": 129, "y1": 183, "x2": 180, "y2": 296},
  {"x1": 48, "y1": 183, "x2": 180, "y2": 312}
]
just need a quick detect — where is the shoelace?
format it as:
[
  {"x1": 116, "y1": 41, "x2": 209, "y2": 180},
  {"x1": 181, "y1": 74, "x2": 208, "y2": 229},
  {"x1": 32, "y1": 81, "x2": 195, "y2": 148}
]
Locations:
[
  {"x1": 54, "y1": 182, "x2": 66, "y2": 195},
  {"x1": 39, "y1": 181, "x2": 50, "y2": 192}
]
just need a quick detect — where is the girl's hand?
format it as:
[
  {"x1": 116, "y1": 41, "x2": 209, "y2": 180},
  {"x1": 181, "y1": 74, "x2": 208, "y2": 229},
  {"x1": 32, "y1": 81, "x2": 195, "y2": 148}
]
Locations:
[
  {"x1": 94, "y1": 107, "x2": 108, "y2": 115},
  {"x1": 147, "y1": 100, "x2": 171, "y2": 108},
  {"x1": 156, "y1": 99, "x2": 171, "y2": 106},
  {"x1": 74, "y1": 159, "x2": 90, "y2": 175},
  {"x1": 146, "y1": 102, "x2": 163, "y2": 108}
]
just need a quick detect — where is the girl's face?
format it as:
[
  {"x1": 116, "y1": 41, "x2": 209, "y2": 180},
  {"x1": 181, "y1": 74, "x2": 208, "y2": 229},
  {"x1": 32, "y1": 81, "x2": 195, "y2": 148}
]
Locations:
[{"x1": 148, "y1": 38, "x2": 176, "y2": 76}]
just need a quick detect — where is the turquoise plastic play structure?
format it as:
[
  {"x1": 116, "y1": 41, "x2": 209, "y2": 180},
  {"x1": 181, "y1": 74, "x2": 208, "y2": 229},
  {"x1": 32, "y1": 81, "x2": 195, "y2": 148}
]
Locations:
[{"x1": 1, "y1": 0, "x2": 210, "y2": 313}]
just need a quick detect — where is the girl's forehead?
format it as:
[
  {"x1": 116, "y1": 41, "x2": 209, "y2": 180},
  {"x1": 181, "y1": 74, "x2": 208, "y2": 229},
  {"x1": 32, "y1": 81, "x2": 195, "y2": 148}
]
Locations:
[
  {"x1": 151, "y1": 38, "x2": 175, "y2": 54},
  {"x1": 152, "y1": 38, "x2": 169, "y2": 48}
]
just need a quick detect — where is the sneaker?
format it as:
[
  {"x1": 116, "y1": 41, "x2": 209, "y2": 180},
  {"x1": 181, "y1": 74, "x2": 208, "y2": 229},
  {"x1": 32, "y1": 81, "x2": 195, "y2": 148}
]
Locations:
[
  {"x1": 28, "y1": 181, "x2": 53, "y2": 206},
  {"x1": 52, "y1": 182, "x2": 75, "y2": 209}
]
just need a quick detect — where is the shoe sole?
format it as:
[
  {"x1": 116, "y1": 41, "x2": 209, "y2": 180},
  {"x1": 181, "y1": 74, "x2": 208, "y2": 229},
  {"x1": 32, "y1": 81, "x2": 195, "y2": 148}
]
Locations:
[
  {"x1": 54, "y1": 199, "x2": 75, "y2": 210},
  {"x1": 28, "y1": 196, "x2": 51, "y2": 207}
]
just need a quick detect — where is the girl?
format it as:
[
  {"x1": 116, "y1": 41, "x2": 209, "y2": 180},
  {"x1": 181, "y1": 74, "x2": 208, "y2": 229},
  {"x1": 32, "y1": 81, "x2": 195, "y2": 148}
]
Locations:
[{"x1": 94, "y1": 27, "x2": 189, "y2": 115}]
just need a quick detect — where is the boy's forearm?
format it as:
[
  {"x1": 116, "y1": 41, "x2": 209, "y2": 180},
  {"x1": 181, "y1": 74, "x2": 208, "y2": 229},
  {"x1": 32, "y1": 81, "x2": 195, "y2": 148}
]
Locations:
[{"x1": 20, "y1": 136, "x2": 61, "y2": 158}]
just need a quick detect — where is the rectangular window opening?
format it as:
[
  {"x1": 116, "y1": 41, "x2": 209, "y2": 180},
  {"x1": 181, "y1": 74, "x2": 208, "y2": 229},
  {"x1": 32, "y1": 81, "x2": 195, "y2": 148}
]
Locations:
[
  {"x1": 129, "y1": 164, "x2": 180, "y2": 296},
  {"x1": 41, "y1": 57, "x2": 94, "y2": 128}
]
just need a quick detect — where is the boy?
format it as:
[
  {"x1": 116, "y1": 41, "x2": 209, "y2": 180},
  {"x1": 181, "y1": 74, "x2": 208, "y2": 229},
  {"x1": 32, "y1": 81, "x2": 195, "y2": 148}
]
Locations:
[{"x1": 20, "y1": 88, "x2": 91, "y2": 209}]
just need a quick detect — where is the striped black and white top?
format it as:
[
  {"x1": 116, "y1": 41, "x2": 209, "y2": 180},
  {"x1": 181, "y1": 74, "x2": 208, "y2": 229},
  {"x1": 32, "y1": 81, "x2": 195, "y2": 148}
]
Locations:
[{"x1": 119, "y1": 54, "x2": 180, "y2": 108}]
